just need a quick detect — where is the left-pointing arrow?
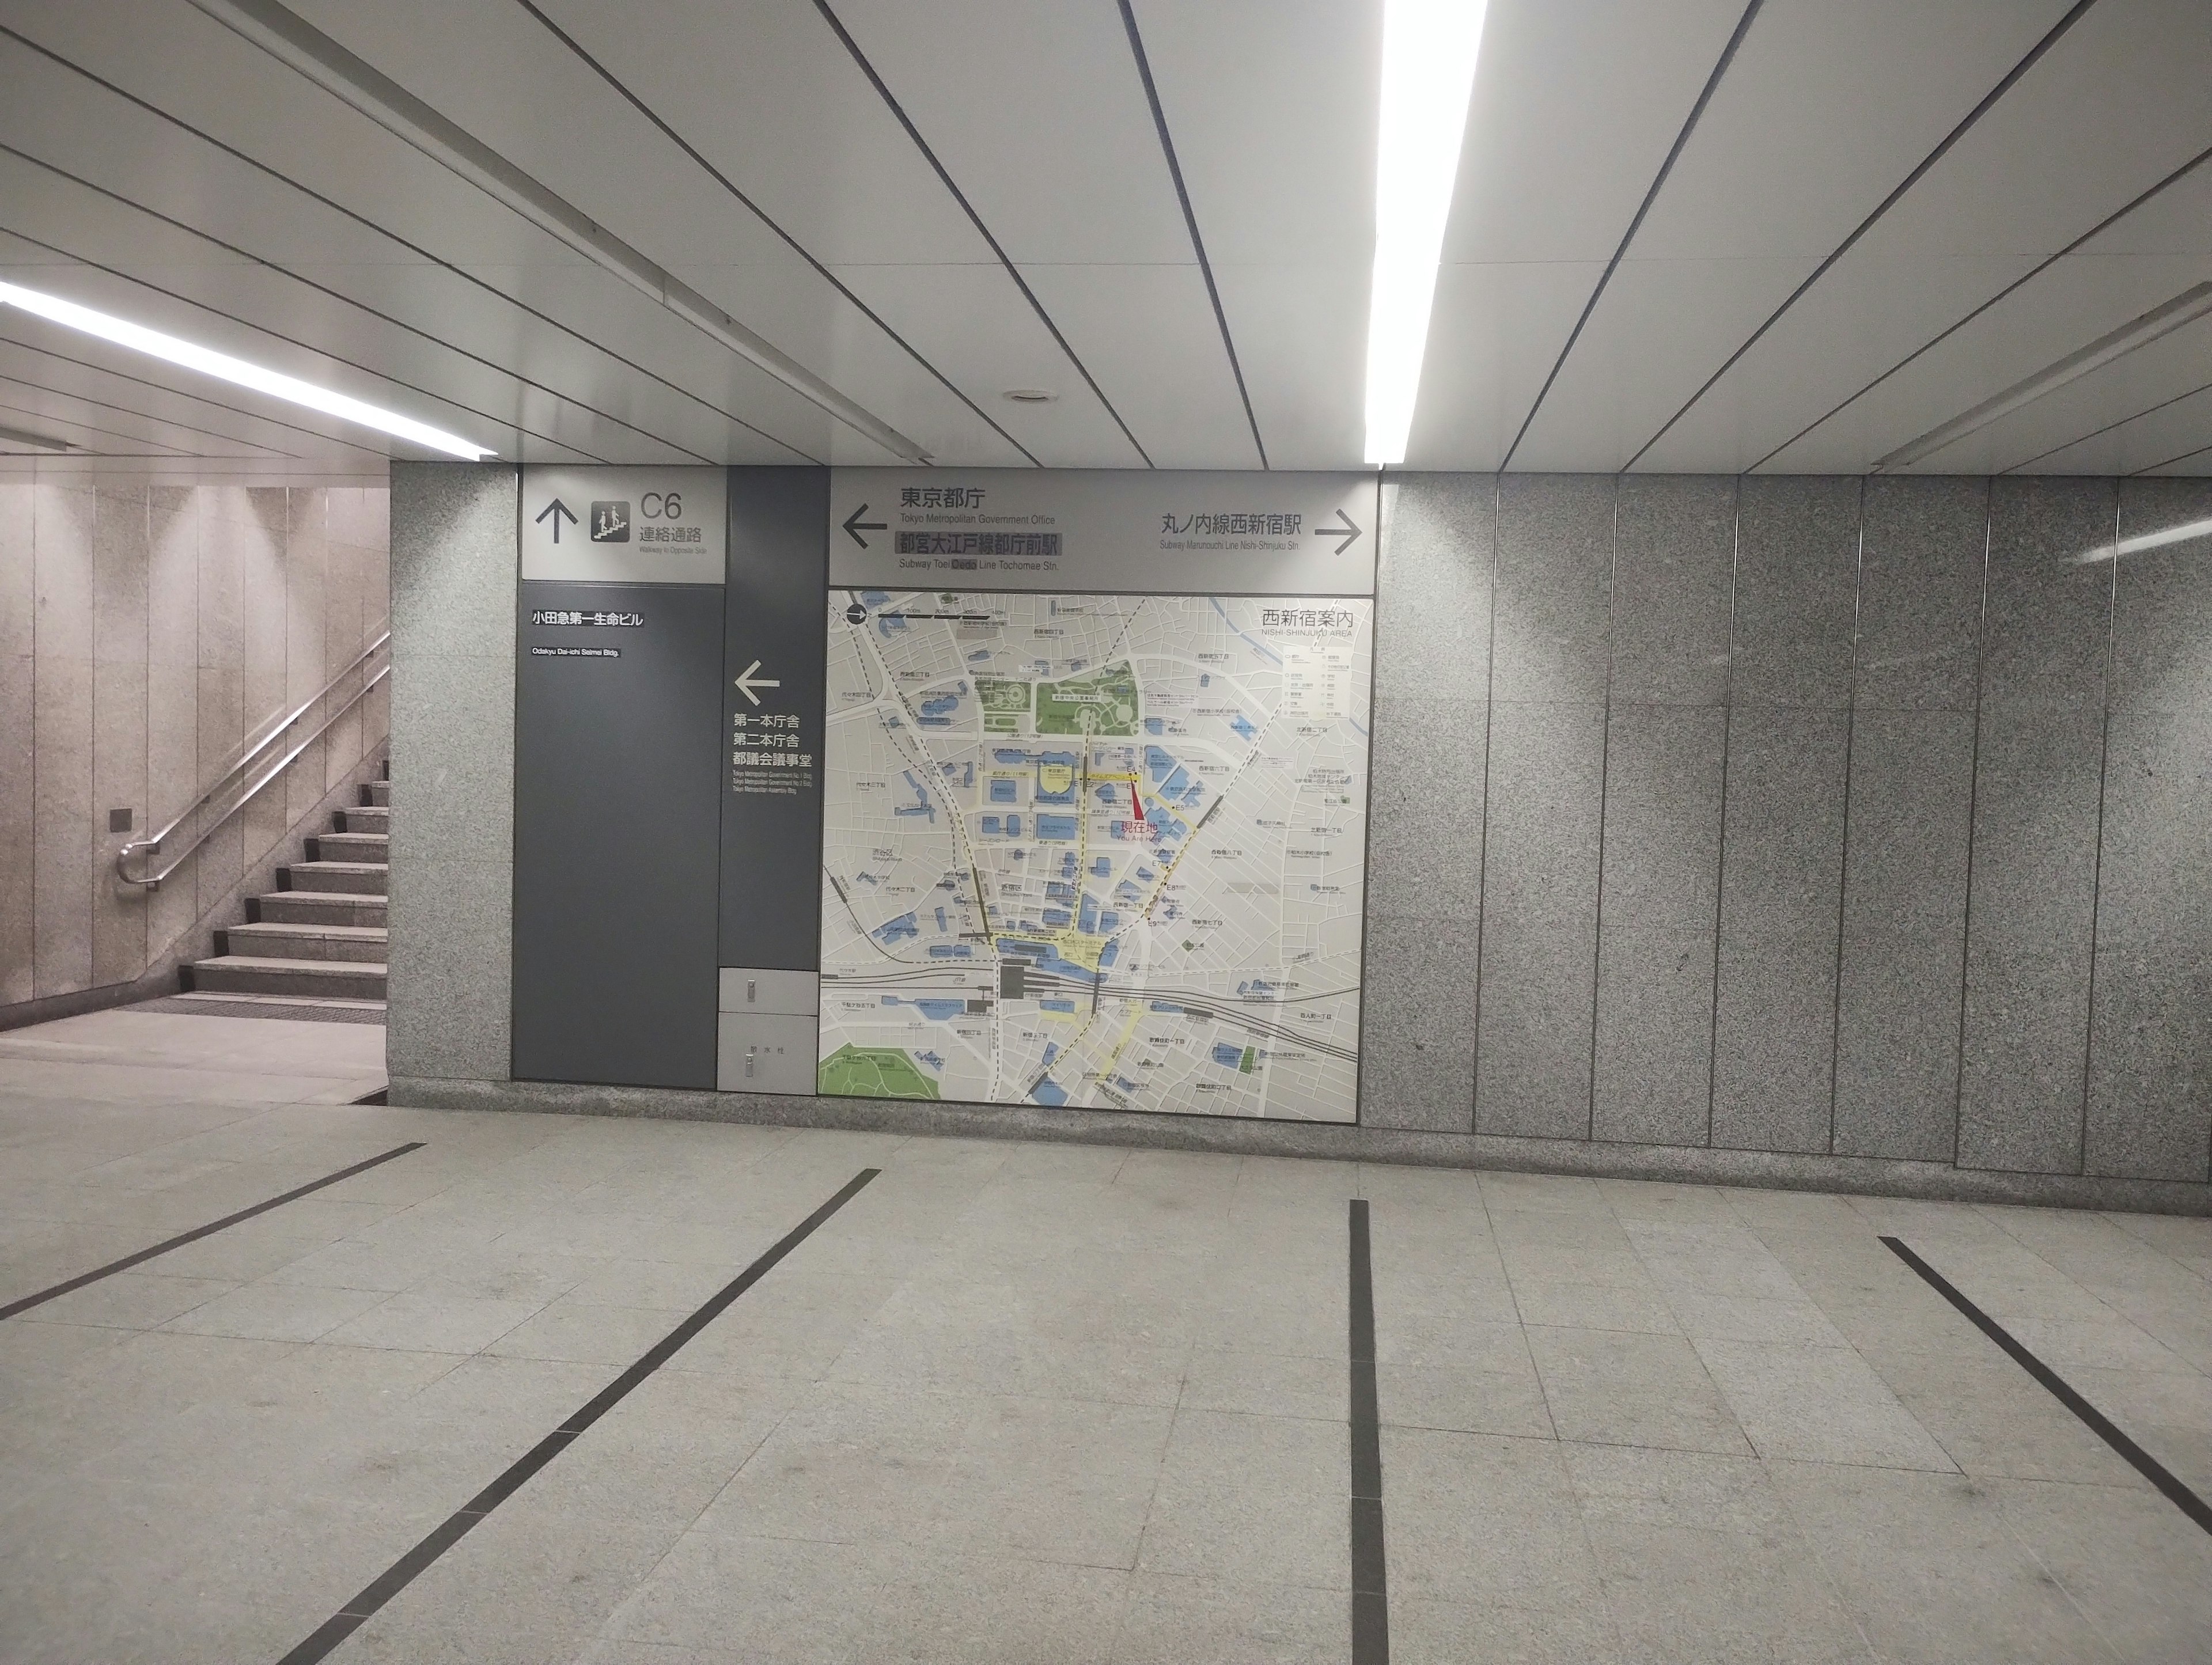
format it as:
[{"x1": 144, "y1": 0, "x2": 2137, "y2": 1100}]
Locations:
[
  {"x1": 842, "y1": 503, "x2": 887, "y2": 548},
  {"x1": 535, "y1": 498, "x2": 578, "y2": 543},
  {"x1": 733, "y1": 659, "x2": 782, "y2": 706}
]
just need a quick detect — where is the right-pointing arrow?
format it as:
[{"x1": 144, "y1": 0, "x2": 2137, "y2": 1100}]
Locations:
[
  {"x1": 842, "y1": 503, "x2": 887, "y2": 548},
  {"x1": 1316, "y1": 509, "x2": 1362, "y2": 556}
]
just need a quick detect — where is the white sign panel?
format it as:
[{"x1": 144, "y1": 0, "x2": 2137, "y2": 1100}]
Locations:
[
  {"x1": 521, "y1": 466, "x2": 726, "y2": 584},
  {"x1": 830, "y1": 468, "x2": 1376, "y2": 596}
]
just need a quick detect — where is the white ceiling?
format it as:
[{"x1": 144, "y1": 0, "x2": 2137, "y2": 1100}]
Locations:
[{"x1": 0, "y1": 0, "x2": 2205, "y2": 477}]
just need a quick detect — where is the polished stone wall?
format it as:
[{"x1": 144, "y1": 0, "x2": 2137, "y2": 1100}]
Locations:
[
  {"x1": 385, "y1": 465, "x2": 2212, "y2": 1204},
  {"x1": 384, "y1": 461, "x2": 518, "y2": 1087},
  {"x1": 1364, "y1": 472, "x2": 2212, "y2": 1189},
  {"x1": 0, "y1": 480, "x2": 388, "y2": 1011}
]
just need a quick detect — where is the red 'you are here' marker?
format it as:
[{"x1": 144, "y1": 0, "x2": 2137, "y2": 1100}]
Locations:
[{"x1": 1130, "y1": 783, "x2": 1145, "y2": 824}]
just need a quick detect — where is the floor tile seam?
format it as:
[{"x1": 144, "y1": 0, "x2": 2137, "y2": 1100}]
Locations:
[
  {"x1": 1755, "y1": 1458, "x2": 1916, "y2": 1665},
  {"x1": 1986, "y1": 1498, "x2": 2138, "y2": 1665},
  {"x1": 1473, "y1": 1238, "x2": 1567, "y2": 1442}
]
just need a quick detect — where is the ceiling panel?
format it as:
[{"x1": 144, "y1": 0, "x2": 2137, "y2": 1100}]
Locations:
[
  {"x1": 2029, "y1": 384, "x2": 2212, "y2": 476},
  {"x1": 819, "y1": 262, "x2": 1145, "y2": 466},
  {"x1": 1767, "y1": 160, "x2": 2212, "y2": 473},
  {"x1": 0, "y1": 324, "x2": 374, "y2": 465},
  {"x1": 1641, "y1": 0, "x2": 2212, "y2": 472},
  {"x1": 1411, "y1": 0, "x2": 1749, "y2": 468},
  {"x1": 0, "y1": 38, "x2": 855, "y2": 462},
  {"x1": 1509, "y1": 0, "x2": 2079, "y2": 471},
  {"x1": 1015, "y1": 264, "x2": 1260, "y2": 470},
  {"x1": 2, "y1": 0, "x2": 963, "y2": 464},
  {"x1": 0, "y1": 154, "x2": 685, "y2": 465},
  {"x1": 290, "y1": 0, "x2": 1137, "y2": 464},
  {"x1": 1128, "y1": 0, "x2": 1377, "y2": 469},
  {"x1": 0, "y1": 376, "x2": 236, "y2": 458},
  {"x1": 827, "y1": 0, "x2": 1253, "y2": 465},
  {"x1": 1903, "y1": 313, "x2": 2212, "y2": 477}
]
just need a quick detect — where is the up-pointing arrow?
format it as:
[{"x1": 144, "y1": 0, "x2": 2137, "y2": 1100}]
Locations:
[
  {"x1": 733, "y1": 659, "x2": 782, "y2": 706},
  {"x1": 1315, "y1": 509, "x2": 1362, "y2": 555},
  {"x1": 535, "y1": 498, "x2": 578, "y2": 543},
  {"x1": 842, "y1": 503, "x2": 887, "y2": 548}
]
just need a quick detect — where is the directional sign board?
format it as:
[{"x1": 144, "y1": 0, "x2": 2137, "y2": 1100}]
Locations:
[
  {"x1": 522, "y1": 466, "x2": 727, "y2": 583},
  {"x1": 828, "y1": 468, "x2": 1376, "y2": 595}
]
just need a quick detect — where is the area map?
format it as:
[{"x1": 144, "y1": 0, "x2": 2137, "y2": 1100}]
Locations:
[{"x1": 817, "y1": 589, "x2": 1372, "y2": 1122}]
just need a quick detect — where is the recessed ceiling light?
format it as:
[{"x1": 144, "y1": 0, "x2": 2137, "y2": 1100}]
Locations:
[
  {"x1": 0, "y1": 279, "x2": 495, "y2": 460},
  {"x1": 0, "y1": 421, "x2": 73, "y2": 453},
  {"x1": 1878, "y1": 280, "x2": 2212, "y2": 472},
  {"x1": 1363, "y1": 0, "x2": 1491, "y2": 467},
  {"x1": 1002, "y1": 388, "x2": 1058, "y2": 404}
]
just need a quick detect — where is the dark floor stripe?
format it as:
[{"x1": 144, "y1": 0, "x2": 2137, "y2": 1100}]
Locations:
[
  {"x1": 1883, "y1": 1235, "x2": 2212, "y2": 1536},
  {"x1": 0, "y1": 1141, "x2": 426, "y2": 1321},
  {"x1": 273, "y1": 1167, "x2": 881, "y2": 1665},
  {"x1": 1349, "y1": 1199, "x2": 1388, "y2": 1663}
]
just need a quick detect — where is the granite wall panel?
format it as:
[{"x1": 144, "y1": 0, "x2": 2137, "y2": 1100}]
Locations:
[
  {"x1": 1832, "y1": 475, "x2": 1987, "y2": 1162},
  {"x1": 2084, "y1": 478, "x2": 2212, "y2": 1180},
  {"x1": 1475, "y1": 699, "x2": 1605, "y2": 1139},
  {"x1": 31, "y1": 486, "x2": 93, "y2": 998},
  {"x1": 1358, "y1": 913, "x2": 1479, "y2": 1132},
  {"x1": 1732, "y1": 476, "x2": 1861, "y2": 708},
  {"x1": 1854, "y1": 476, "x2": 1988, "y2": 711},
  {"x1": 1711, "y1": 707, "x2": 1849, "y2": 1153},
  {"x1": 1592, "y1": 703, "x2": 1724, "y2": 1145},
  {"x1": 1376, "y1": 473, "x2": 1494, "y2": 700},
  {"x1": 1958, "y1": 479, "x2": 2115, "y2": 1174},
  {"x1": 0, "y1": 486, "x2": 32, "y2": 1004},
  {"x1": 1491, "y1": 473, "x2": 1614, "y2": 703},
  {"x1": 386, "y1": 461, "x2": 518, "y2": 1084},
  {"x1": 1609, "y1": 475, "x2": 1734, "y2": 705},
  {"x1": 1832, "y1": 710, "x2": 1976, "y2": 1160}
]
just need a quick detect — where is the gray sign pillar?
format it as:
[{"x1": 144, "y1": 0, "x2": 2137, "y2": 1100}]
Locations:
[
  {"x1": 511, "y1": 468, "x2": 727, "y2": 1090},
  {"x1": 718, "y1": 468, "x2": 830, "y2": 1093}
]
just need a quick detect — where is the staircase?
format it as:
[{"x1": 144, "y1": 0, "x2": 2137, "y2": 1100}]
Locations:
[{"x1": 172, "y1": 761, "x2": 390, "y2": 1017}]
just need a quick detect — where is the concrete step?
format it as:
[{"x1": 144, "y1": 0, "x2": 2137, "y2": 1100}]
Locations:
[
  {"x1": 335, "y1": 805, "x2": 389, "y2": 833},
  {"x1": 365, "y1": 779, "x2": 391, "y2": 807},
  {"x1": 251, "y1": 890, "x2": 387, "y2": 928},
  {"x1": 282, "y1": 861, "x2": 388, "y2": 896},
  {"x1": 184, "y1": 955, "x2": 388, "y2": 1000},
  {"x1": 310, "y1": 830, "x2": 388, "y2": 864},
  {"x1": 219, "y1": 921, "x2": 388, "y2": 963}
]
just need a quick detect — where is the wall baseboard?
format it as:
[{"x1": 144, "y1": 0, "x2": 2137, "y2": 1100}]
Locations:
[{"x1": 387, "y1": 1074, "x2": 2212, "y2": 1218}]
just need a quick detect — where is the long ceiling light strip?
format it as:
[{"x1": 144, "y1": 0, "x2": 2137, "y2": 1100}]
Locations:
[
  {"x1": 0, "y1": 418, "x2": 75, "y2": 453},
  {"x1": 1363, "y1": 0, "x2": 1490, "y2": 466},
  {"x1": 0, "y1": 279, "x2": 492, "y2": 458},
  {"x1": 1877, "y1": 281, "x2": 2212, "y2": 472},
  {"x1": 185, "y1": 0, "x2": 930, "y2": 464}
]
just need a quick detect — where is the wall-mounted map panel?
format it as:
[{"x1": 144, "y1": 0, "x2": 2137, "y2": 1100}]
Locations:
[{"x1": 817, "y1": 469, "x2": 1374, "y2": 1122}]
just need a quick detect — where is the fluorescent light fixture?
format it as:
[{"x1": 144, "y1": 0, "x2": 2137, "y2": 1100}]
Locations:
[
  {"x1": 187, "y1": 0, "x2": 930, "y2": 464},
  {"x1": 2077, "y1": 513, "x2": 2212, "y2": 564},
  {"x1": 1363, "y1": 0, "x2": 1490, "y2": 466},
  {"x1": 0, "y1": 279, "x2": 493, "y2": 459},
  {"x1": 0, "y1": 420, "x2": 73, "y2": 453},
  {"x1": 1878, "y1": 281, "x2": 2212, "y2": 472}
]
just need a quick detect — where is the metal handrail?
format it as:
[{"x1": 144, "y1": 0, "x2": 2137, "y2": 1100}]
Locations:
[{"x1": 118, "y1": 625, "x2": 391, "y2": 890}]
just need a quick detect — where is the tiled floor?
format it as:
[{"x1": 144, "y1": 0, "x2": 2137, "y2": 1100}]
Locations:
[{"x1": 2, "y1": 1022, "x2": 2210, "y2": 1661}]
